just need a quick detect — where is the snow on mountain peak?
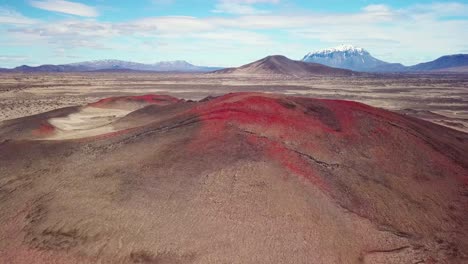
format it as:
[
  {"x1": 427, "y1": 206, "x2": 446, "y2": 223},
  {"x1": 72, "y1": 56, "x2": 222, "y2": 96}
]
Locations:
[
  {"x1": 306, "y1": 45, "x2": 368, "y2": 57},
  {"x1": 302, "y1": 45, "x2": 392, "y2": 72}
]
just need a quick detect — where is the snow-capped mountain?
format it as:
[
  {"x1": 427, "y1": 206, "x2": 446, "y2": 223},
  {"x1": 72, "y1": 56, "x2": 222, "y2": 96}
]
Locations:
[
  {"x1": 302, "y1": 45, "x2": 403, "y2": 72},
  {"x1": 305, "y1": 45, "x2": 367, "y2": 56}
]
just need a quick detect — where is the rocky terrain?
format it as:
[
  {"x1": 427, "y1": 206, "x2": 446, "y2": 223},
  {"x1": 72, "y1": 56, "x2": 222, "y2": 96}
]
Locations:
[{"x1": 0, "y1": 92, "x2": 467, "y2": 263}]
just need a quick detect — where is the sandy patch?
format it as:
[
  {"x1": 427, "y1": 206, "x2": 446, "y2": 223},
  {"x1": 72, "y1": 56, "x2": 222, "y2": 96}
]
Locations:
[{"x1": 46, "y1": 106, "x2": 130, "y2": 140}]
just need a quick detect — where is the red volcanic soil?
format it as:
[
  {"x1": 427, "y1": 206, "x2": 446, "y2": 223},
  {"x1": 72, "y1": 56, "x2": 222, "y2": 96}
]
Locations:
[
  {"x1": 0, "y1": 92, "x2": 467, "y2": 263},
  {"x1": 0, "y1": 106, "x2": 79, "y2": 140},
  {"x1": 0, "y1": 95, "x2": 184, "y2": 140},
  {"x1": 88, "y1": 94, "x2": 183, "y2": 109},
  {"x1": 32, "y1": 122, "x2": 55, "y2": 136}
]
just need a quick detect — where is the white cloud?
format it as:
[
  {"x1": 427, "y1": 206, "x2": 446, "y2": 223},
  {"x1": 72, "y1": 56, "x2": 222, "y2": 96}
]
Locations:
[
  {"x1": 29, "y1": 0, "x2": 99, "y2": 17},
  {"x1": 130, "y1": 16, "x2": 216, "y2": 34},
  {"x1": 409, "y1": 2, "x2": 468, "y2": 16},
  {"x1": 213, "y1": 0, "x2": 279, "y2": 15},
  {"x1": 195, "y1": 30, "x2": 272, "y2": 45},
  {"x1": 2, "y1": 1, "x2": 468, "y2": 66},
  {"x1": 0, "y1": 55, "x2": 29, "y2": 62},
  {"x1": 362, "y1": 4, "x2": 391, "y2": 13},
  {"x1": 0, "y1": 8, "x2": 38, "y2": 24}
]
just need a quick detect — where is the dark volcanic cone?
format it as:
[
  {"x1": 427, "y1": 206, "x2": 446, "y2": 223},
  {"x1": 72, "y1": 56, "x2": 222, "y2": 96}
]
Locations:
[
  {"x1": 213, "y1": 55, "x2": 356, "y2": 76},
  {"x1": 0, "y1": 93, "x2": 467, "y2": 263}
]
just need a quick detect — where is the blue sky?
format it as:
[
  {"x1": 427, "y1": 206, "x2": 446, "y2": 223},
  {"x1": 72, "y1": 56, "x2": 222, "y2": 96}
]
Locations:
[{"x1": 1, "y1": 0, "x2": 468, "y2": 67}]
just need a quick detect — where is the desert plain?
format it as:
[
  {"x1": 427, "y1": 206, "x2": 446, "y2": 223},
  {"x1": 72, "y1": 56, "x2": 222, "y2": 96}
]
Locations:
[{"x1": 1, "y1": 72, "x2": 467, "y2": 133}]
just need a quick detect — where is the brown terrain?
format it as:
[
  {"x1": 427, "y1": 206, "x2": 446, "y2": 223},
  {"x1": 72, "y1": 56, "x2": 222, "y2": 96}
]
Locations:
[
  {"x1": 0, "y1": 91, "x2": 467, "y2": 263},
  {"x1": 213, "y1": 55, "x2": 355, "y2": 76},
  {"x1": 0, "y1": 71, "x2": 468, "y2": 263},
  {"x1": 434, "y1": 66, "x2": 468, "y2": 73},
  {"x1": 0, "y1": 72, "x2": 467, "y2": 133}
]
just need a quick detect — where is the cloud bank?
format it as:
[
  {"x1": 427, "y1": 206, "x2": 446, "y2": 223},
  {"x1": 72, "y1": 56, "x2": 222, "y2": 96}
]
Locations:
[
  {"x1": 0, "y1": 1, "x2": 467, "y2": 67},
  {"x1": 29, "y1": 0, "x2": 99, "y2": 17}
]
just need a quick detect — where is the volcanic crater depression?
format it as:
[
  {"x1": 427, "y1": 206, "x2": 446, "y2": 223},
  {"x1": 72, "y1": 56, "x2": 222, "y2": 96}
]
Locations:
[{"x1": 0, "y1": 92, "x2": 467, "y2": 263}]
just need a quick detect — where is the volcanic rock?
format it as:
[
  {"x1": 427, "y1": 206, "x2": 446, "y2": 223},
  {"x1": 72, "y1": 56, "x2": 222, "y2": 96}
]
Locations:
[{"x1": 0, "y1": 93, "x2": 467, "y2": 263}]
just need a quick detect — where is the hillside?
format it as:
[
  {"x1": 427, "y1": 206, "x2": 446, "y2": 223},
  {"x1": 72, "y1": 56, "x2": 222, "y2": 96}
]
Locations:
[
  {"x1": 214, "y1": 55, "x2": 356, "y2": 76},
  {"x1": 408, "y1": 54, "x2": 468, "y2": 72},
  {"x1": 0, "y1": 92, "x2": 467, "y2": 263}
]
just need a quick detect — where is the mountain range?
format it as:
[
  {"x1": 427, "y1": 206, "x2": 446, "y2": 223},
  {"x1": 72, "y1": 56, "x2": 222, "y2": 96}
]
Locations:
[
  {"x1": 302, "y1": 45, "x2": 468, "y2": 72},
  {"x1": 1, "y1": 47, "x2": 468, "y2": 74},
  {"x1": 0, "y1": 60, "x2": 222, "y2": 73}
]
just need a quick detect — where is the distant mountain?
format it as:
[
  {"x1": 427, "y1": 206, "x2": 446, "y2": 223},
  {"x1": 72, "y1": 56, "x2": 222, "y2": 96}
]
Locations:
[
  {"x1": 68, "y1": 59, "x2": 219, "y2": 72},
  {"x1": 67, "y1": 60, "x2": 148, "y2": 71},
  {"x1": 2, "y1": 60, "x2": 222, "y2": 73},
  {"x1": 302, "y1": 45, "x2": 399, "y2": 72},
  {"x1": 370, "y1": 63, "x2": 407, "y2": 72},
  {"x1": 302, "y1": 45, "x2": 468, "y2": 73},
  {"x1": 213, "y1": 55, "x2": 356, "y2": 76},
  {"x1": 151, "y1": 60, "x2": 221, "y2": 72},
  {"x1": 407, "y1": 54, "x2": 468, "y2": 72},
  {"x1": 3, "y1": 52, "x2": 468, "y2": 74},
  {"x1": 12, "y1": 64, "x2": 90, "y2": 72}
]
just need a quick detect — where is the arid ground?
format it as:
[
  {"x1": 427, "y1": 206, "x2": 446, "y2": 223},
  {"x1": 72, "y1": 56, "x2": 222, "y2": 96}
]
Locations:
[
  {"x1": 1, "y1": 72, "x2": 467, "y2": 132},
  {"x1": 0, "y1": 73, "x2": 467, "y2": 263}
]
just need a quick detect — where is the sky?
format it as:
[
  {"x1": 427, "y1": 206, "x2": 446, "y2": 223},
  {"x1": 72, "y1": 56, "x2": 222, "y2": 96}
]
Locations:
[{"x1": 0, "y1": 0, "x2": 468, "y2": 68}]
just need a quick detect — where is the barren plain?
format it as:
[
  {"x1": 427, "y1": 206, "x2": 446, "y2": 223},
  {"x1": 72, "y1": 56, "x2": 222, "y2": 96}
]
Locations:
[
  {"x1": 1, "y1": 72, "x2": 468, "y2": 263},
  {"x1": 1, "y1": 72, "x2": 467, "y2": 133}
]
